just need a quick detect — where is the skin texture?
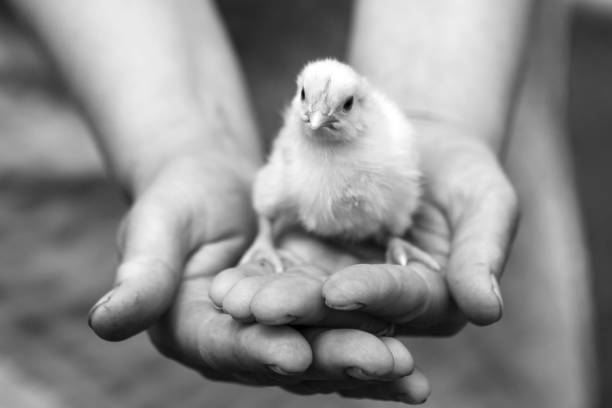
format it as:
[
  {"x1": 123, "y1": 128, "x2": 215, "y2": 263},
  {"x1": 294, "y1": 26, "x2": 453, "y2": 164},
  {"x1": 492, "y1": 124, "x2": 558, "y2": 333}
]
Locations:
[
  {"x1": 348, "y1": 0, "x2": 529, "y2": 324},
  {"x1": 12, "y1": 0, "x2": 527, "y2": 404},
  {"x1": 211, "y1": 123, "x2": 518, "y2": 334},
  {"x1": 215, "y1": 0, "x2": 528, "y2": 334},
  {"x1": 350, "y1": 0, "x2": 533, "y2": 153}
]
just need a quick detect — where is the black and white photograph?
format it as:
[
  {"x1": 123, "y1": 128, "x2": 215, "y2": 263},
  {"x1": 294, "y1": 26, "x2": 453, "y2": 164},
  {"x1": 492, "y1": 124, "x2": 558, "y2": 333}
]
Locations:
[{"x1": 0, "y1": 0, "x2": 609, "y2": 407}]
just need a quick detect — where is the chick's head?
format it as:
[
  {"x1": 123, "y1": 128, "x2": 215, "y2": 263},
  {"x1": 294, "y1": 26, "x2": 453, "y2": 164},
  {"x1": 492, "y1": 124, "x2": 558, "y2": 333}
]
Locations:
[{"x1": 295, "y1": 59, "x2": 368, "y2": 143}]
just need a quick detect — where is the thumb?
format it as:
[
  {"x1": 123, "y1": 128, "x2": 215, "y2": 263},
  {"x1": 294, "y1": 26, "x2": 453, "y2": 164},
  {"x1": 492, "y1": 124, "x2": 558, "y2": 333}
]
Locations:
[
  {"x1": 89, "y1": 199, "x2": 187, "y2": 341},
  {"x1": 446, "y1": 172, "x2": 519, "y2": 326}
]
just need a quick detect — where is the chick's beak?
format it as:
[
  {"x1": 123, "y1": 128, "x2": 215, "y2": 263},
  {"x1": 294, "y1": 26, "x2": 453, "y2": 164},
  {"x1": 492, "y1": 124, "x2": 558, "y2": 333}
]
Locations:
[{"x1": 308, "y1": 111, "x2": 335, "y2": 130}]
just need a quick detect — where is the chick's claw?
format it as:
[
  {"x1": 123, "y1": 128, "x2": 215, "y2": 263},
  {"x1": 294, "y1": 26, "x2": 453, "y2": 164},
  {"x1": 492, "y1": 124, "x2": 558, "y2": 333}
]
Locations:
[
  {"x1": 386, "y1": 236, "x2": 441, "y2": 272},
  {"x1": 240, "y1": 241, "x2": 285, "y2": 273}
]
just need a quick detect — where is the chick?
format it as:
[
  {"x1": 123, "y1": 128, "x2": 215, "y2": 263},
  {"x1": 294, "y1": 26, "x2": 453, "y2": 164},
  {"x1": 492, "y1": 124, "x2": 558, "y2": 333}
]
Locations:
[{"x1": 241, "y1": 59, "x2": 439, "y2": 273}]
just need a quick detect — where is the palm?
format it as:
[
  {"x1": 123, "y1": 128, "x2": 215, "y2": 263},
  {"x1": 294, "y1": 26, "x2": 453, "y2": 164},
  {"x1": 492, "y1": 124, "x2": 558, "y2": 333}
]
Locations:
[
  {"x1": 99, "y1": 158, "x2": 427, "y2": 400},
  {"x1": 89, "y1": 131, "x2": 513, "y2": 402},
  {"x1": 211, "y1": 126, "x2": 518, "y2": 335},
  {"x1": 246, "y1": 165, "x2": 456, "y2": 333},
  {"x1": 272, "y1": 199, "x2": 450, "y2": 277}
]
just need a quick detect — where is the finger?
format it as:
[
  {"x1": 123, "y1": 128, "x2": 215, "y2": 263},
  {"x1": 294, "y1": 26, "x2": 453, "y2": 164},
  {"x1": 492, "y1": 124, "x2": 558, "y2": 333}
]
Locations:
[
  {"x1": 208, "y1": 263, "x2": 271, "y2": 308},
  {"x1": 221, "y1": 273, "x2": 278, "y2": 322},
  {"x1": 249, "y1": 266, "x2": 392, "y2": 334},
  {"x1": 379, "y1": 337, "x2": 414, "y2": 379},
  {"x1": 322, "y1": 263, "x2": 451, "y2": 324},
  {"x1": 446, "y1": 170, "x2": 519, "y2": 325},
  {"x1": 151, "y1": 279, "x2": 313, "y2": 382},
  {"x1": 338, "y1": 368, "x2": 431, "y2": 404},
  {"x1": 282, "y1": 368, "x2": 429, "y2": 403},
  {"x1": 303, "y1": 328, "x2": 396, "y2": 381},
  {"x1": 89, "y1": 199, "x2": 186, "y2": 341},
  {"x1": 208, "y1": 247, "x2": 311, "y2": 309},
  {"x1": 212, "y1": 263, "x2": 327, "y2": 325},
  {"x1": 249, "y1": 268, "x2": 325, "y2": 325}
]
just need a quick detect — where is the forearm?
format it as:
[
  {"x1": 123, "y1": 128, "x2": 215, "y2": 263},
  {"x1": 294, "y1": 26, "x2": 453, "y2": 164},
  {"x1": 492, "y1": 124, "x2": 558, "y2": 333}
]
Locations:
[
  {"x1": 12, "y1": 0, "x2": 261, "y2": 193},
  {"x1": 349, "y1": 0, "x2": 533, "y2": 152}
]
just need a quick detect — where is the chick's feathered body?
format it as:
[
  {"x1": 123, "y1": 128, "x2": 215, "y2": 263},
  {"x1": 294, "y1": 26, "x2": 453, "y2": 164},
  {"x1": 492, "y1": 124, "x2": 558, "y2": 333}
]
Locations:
[
  {"x1": 242, "y1": 59, "x2": 437, "y2": 272},
  {"x1": 254, "y1": 84, "x2": 421, "y2": 241}
]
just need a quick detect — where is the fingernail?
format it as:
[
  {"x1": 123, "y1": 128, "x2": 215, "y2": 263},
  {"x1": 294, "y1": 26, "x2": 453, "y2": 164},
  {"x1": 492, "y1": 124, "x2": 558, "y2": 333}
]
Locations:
[
  {"x1": 395, "y1": 393, "x2": 428, "y2": 404},
  {"x1": 490, "y1": 274, "x2": 504, "y2": 318},
  {"x1": 345, "y1": 367, "x2": 380, "y2": 381},
  {"x1": 324, "y1": 301, "x2": 365, "y2": 311},
  {"x1": 88, "y1": 286, "x2": 118, "y2": 328},
  {"x1": 324, "y1": 279, "x2": 369, "y2": 307},
  {"x1": 266, "y1": 364, "x2": 294, "y2": 376},
  {"x1": 397, "y1": 252, "x2": 408, "y2": 266}
]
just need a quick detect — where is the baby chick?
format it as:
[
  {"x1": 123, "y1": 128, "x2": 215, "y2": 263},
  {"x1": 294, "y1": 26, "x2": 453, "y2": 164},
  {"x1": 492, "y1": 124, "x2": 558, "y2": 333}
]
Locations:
[{"x1": 241, "y1": 59, "x2": 439, "y2": 273}]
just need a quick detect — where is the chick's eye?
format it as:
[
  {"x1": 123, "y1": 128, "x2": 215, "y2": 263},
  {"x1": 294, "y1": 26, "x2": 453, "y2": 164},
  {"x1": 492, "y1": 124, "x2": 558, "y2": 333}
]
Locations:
[
  {"x1": 300, "y1": 87, "x2": 305, "y2": 101},
  {"x1": 343, "y1": 96, "x2": 354, "y2": 111}
]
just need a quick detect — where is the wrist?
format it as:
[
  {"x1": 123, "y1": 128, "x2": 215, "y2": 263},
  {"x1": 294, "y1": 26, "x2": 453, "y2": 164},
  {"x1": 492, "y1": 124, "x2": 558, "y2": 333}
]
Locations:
[
  {"x1": 413, "y1": 117, "x2": 506, "y2": 157},
  {"x1": 103, "y1": 113, "x2": 262, "y2": 198},
  {"x1": 414, "y1": 119, "x2": 507, "y2": 182}
]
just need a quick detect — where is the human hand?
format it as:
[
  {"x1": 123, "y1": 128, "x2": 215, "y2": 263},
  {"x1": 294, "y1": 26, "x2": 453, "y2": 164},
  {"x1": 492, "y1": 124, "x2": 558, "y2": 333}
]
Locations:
[
  {"x1": 324, "y1": 123, "x2": 519, "y2": 333},
  {"x1": 88, "y1": 153, "x2": 430, "y2": 404},
  {"x1": 210, "y1": 123, "x2": 519, "y2": 336}
]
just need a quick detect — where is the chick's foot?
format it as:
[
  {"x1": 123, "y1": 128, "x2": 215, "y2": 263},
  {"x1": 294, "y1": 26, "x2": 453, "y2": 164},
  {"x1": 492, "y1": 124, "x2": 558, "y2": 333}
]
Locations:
[
  {"x1": 386, "y1": 236, "x2": 441, "y2": 271},
  {"x1": 240, "y1": 239, "x2": 285, "y2": 273}
]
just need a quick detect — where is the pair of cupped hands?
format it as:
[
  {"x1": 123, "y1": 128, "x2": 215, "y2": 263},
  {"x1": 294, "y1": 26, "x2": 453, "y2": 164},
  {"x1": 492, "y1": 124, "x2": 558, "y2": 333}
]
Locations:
[{"x1": 88, "y1": 121, "x2": 518, "y2": 404}]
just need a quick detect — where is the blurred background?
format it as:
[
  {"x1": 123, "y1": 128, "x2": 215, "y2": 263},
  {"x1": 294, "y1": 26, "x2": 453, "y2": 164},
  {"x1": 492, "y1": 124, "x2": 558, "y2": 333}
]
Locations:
[
  {"x1": 571, "y1": 2, "x2": 612, "y2": 407},
  {"x1": 0, "y1": 0, "x2": 610, "y2": 407}
]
